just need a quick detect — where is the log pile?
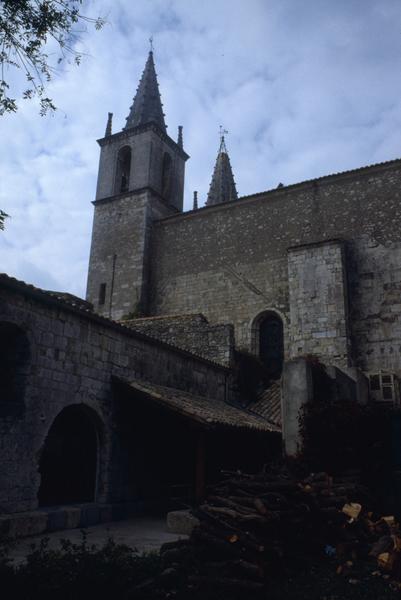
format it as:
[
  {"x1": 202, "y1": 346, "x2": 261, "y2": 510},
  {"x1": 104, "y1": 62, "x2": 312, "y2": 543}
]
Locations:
[{"x1": 159, "y1": 468, "x2": 401, "y2": 596}]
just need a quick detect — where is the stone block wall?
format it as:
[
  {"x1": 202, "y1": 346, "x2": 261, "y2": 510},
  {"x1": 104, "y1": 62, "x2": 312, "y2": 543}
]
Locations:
[
  {"x1": 287, "y1": 240, "x2": 350, "y2": 367},
  {"x1": 149, "y1": 160, "x2": 401, "y2": 376},
  {"x1": 86, "y1": 191, "x2": 173, "y2": 320},
  {"x1": 0, "y1": 278, "x2": 231, "y2": 514},
  {"x1": 123, "y1": 313, "x2": 234, "y2": 366}
]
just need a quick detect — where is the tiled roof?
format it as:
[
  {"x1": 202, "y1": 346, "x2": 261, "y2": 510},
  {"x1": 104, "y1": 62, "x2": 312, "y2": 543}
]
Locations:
[
  {"x1": 249, "y1": 380, "x2": 282, "y2": 429},
  {"x1": 117, "y1": 378, "x2": 281, "y2": 433}
]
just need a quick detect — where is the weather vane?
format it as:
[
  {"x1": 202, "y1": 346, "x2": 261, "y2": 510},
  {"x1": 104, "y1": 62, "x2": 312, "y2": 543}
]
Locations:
[
  {"x1": 149, "y1": 35, "x2": 154, "y2": 52},
  {"x1": 219, "y1": 125, "x2": 228, "y2": 151},
  {"x1": 219, "y1": 125, "x2": 228, "y2": 140}
]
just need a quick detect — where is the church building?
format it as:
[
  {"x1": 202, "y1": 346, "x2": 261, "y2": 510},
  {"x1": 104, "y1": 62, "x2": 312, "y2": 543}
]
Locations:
[{"x1": 1, "y1": 48, "x2": 401, "y2": 537}]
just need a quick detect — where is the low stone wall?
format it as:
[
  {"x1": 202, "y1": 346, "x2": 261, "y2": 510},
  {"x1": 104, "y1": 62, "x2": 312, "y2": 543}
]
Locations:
[{"x1": 123, "y1": 314, "x2": 234, "y2": 367}]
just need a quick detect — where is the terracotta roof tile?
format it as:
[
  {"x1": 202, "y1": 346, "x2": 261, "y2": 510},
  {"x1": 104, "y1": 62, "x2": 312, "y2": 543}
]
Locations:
[
  {"x1": 118, "y1": 378, "x2": 281, "y2": 433},
  {"x1": 249, "y1": 380, "x2": 282, "y2": 429}
]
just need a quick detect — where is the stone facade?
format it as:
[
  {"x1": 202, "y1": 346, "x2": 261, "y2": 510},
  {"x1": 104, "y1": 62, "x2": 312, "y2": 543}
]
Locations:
[
  {"x1": 0, "y1": 276, "x2": 232, "y2": 515},
  {"x1": 288, "y1": 240, "x2": 350, "y2": 367},
  {"x1": 147, "y1": 161, "x2": 401, "y2": 376},
  {"x1": 124, "y1": 314, "x2": 234, "y2": 367}
]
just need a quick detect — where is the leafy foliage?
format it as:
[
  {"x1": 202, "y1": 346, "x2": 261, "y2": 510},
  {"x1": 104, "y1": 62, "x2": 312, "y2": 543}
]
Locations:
[
  {"x1": 0, "y1": 0, "x2": 104, "y2": 115},
  {"x1": 299, "y1": 392, "x2": 392, "y2": 475},
  {"x1": 0, "y1": 533, "x2": 161, "y2": 600},
  {"x1": 0, "y1": 209, "x2": 8, "y2": 230}
]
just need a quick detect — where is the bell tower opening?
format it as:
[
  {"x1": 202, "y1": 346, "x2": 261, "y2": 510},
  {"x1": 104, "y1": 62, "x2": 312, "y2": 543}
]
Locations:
[{"x1": 115, "y1": 145, "x2": 132, "y2": 194}]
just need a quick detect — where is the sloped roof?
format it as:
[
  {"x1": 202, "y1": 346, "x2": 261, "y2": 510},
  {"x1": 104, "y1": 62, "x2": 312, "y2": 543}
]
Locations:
[
  {"x1": 124, "y1": 51, "x2": 166, "y2": 132},
  {"x1": 117, "y1": 378, "x2": 280, "y2": 433},
  {"x1": 249, "y1": 380, "x2": 282, "y2": 428}
]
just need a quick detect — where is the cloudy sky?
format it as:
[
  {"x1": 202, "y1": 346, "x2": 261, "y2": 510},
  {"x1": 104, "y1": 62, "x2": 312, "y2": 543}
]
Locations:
[{"x1": 1, "y1": 0, "x2": 401, "y2": 297}]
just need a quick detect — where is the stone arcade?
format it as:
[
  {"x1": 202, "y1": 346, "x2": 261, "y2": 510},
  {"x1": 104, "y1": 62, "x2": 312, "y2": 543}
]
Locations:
[{"x1": 1, "y1": 49, "x2": 401, "y2": 536}]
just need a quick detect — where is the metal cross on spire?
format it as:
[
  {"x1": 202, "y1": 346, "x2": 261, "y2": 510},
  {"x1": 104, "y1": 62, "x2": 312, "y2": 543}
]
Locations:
[
  {"x1": 149, "y1": 35, "x2": 154, "y2": 52},
  {"x1": 219, "y1": 125, "x2": 228, "y2": 153}
]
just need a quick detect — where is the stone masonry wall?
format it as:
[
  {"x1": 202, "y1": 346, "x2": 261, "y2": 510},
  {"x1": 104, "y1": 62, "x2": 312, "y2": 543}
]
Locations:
[
  {"x1": 150, "y1": 160, "x2": 401, "y2": 375},
  {"x1": 124, "y1": 314, "x2": 234, "y2": 367},
  {"x1": 86, "y1": 191, "x2": 173, "y2": 320},
  {"x1": 0, "y1": 280, "x2": 231, "y2": 514},
  {"x1": 287, "y1": 241, "x2": 350, "y2": 367}
]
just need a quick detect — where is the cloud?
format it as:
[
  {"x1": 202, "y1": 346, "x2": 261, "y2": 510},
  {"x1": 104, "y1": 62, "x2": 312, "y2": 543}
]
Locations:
[{"x1": 1, "y1": 0, "x2": 401, "y2": 298}]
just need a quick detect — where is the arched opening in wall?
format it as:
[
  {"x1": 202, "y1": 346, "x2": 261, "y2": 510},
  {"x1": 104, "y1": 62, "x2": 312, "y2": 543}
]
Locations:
[
  {"x1": 161, "y1": 152, "x2": 172, "y2": 201},
  {"x1": 38, "y1": 405, "x2": 99, "y2": 506},
  {"x1": 115, "y1": 146, "x2": 131, "y2": 194},
  {"x1": 0, "y1": 322, "x2": 30, "y2": 416},
  {"x1": 253, "y1": 312, "x2": 284, "y2": 380}
]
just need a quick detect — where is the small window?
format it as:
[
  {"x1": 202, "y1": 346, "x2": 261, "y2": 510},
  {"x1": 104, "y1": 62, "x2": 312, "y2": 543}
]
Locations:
[
  {"x1": 369, "y1": 371, "x2": 398, "y2": 404},
  {"x1": 99, "y1": 283, "x2": 106, "y2": 305}
]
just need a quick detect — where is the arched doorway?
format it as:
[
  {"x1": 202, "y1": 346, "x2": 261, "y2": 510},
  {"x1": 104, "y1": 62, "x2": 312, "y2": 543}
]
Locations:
[
  {"x1": 38, "y1": 405, "x2": 98, "y2": 506},
  {"x1": 254, "y1": 312, "x2": 284, "y2": 380}
]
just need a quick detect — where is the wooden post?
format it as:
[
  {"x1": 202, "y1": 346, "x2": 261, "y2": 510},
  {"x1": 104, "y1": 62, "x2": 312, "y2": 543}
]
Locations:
[{"x1": 195, "y1": 430, "x2": 206, "y2": 503}]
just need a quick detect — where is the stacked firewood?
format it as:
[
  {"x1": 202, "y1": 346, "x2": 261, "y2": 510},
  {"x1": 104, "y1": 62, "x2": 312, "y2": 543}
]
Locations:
[{"x1": 159, "y1": 468, "x2": 401, "y2": 595}]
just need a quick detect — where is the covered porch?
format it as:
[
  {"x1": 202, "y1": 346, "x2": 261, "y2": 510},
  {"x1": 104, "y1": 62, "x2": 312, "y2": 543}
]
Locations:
[{"x1": 112, "y1": 378, "x2": 281, "y2": 511}]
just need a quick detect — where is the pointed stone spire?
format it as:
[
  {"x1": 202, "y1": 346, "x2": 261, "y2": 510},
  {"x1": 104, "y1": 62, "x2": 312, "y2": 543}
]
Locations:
[
  {"x1": 206, "y1": 130, "x2": 238, "y2": 206},
  {"x1": 177, "y1": 125, "x2": 183, "y2": 149},
  {"x1": 105, "y1": 112, "x2": 113, "y2": 136},
  {"x1": 193, "y1": 191, "x2": 198, "y2": 210},
  {"x1": 124, "y1": 50, "x2": 166, "y2": 132}
]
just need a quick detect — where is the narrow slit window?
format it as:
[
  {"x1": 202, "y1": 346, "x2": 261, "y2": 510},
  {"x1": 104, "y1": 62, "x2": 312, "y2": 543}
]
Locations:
[{"x1": 99, "y1": 283, "x2": 106, "y2": 305}]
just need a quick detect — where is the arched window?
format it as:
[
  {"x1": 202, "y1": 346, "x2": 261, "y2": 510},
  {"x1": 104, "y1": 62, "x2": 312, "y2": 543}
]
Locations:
[
  {"x1": 252, "y1": 312, "x2": 284, "y2": 380},
  {"x1": 115, "y1": 146, "x2": 131, "y2": 194},
  {"x1": 38, "y1": 405, "x2": 99, "y2": 506},
  {"x1": 161, "y1": 152, "x2": 172, "y2": 201},
  {"x1": 0, "y1": 322, "x2": 30, "y2": 414}
]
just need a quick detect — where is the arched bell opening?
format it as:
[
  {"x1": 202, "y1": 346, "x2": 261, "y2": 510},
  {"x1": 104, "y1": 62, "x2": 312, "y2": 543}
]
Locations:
[
  {"x1": 38, "y1": 405, "x2": 100, "y2": 507},
  {"x1": 115, "y1": 145, "x2": 132, "y2": 194}
]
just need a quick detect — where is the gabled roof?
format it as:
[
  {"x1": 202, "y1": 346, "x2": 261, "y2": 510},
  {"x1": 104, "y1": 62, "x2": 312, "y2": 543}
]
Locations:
[
  {"x1": 206, "y1": 136, "x2": 238, "y2": 206},
  {"x1": 117, "y1": 377, "x2": 280, "y2": 433},
  {"x1": 124, "y1": 51, "x2": 166, "y2": 133}
]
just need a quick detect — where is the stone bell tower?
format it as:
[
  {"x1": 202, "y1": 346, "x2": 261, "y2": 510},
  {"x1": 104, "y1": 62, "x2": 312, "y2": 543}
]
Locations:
[{"x1": 86, "y1": 49, "x2": 189, "y2": 320}]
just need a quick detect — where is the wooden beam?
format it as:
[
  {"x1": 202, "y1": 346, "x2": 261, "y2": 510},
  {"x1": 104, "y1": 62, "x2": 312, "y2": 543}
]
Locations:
[{"x1": 195, "y1": 430, "x2": 206, "y2": 503}]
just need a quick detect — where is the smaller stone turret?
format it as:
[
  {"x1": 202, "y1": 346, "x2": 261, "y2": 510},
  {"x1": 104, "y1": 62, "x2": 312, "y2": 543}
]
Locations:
[
  {"x1": 206, "y1": 131, "x2": 238, "y2": 206},
  {"x1": 177, "y1": 126, "x2": 183, "y2": 148},
  {"x1": 105, "y1": 112, "x2": 113, "y2": 136}
]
